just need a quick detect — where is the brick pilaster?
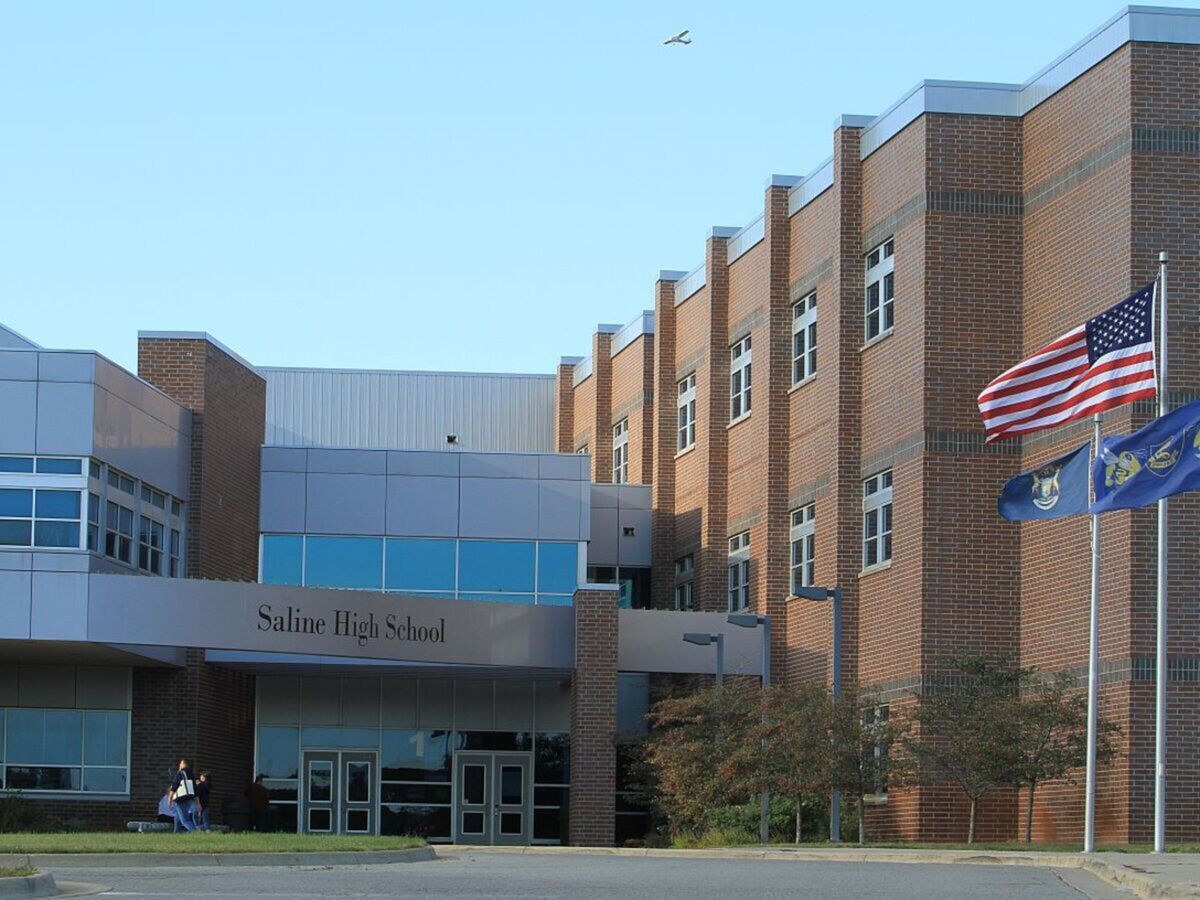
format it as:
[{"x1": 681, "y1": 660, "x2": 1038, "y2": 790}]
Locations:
[
  {"x1": 589, "y1": 331, "x2": 615, "y2": 483},
  {"x1": 699, "y1": 236, "x2": 731, "y2": 611},
  {"x1": 569, "y1": 587, "x2": 619, "y2": 846},
  {"x1": 651, "y1": 276, "x2": 681, "y2": 609},
  {"x1": 555, "y1": 360, "x2": 577, "y2": 454}
]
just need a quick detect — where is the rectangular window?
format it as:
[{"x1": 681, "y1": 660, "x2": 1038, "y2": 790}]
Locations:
[
  {"x1": 865, "y1": 238, "x2": 895, "y2": 341},
  {"x1": 385, "y1": 538, "x2": 456, "y2": 593},
  {"x1": 790, "y1": 504, "x2": 815, "y2": 593},
  {"x1": 87, "y1": 492, "x2": 100, "y2": 552},
  {"x1": 305, "y1": 536, "x2": 384, "y2": 590},
  {"x1": 0, "y1": 488, "x2": 83, "y2": 549},
  {"x1": 864, "y1": 705, "x2": 891, "y2": 796},
  {"x1": 730, "y1": 335, "x2": 752, "y2": 421},
  {"x1": 105, "y1": 501, "x2": 134, "y2": 564},
  {"x1": 2, "y1": 708, "x2": 129, "y2": 794},
  {"x1": 727, "y1": 532, "x2": 750, "y2": 612},
  {"x1": 677, "y1": 374, "x2": 696, "y2": 451},
  {"x1": 792, "y1": 292, "x2": 817, "y2": 383},
  {"x1": 107, "y1": 469, "x2": 135, "y2": 496},
  {"x1": 673, "y1": 555, "x2": 694, "y2": 611},
  {"x1": 169, "y1": 528, "x2": 181, "y2": 577},
  {"x1": 863, "y1": 470, "x2": 893, "y2": 569},
  {"x1": 138, "y1": 516, "x2": 164, "y2": 575},
  {"x1": 612, "y1": 419, "x2": 629, "y2": 484}
]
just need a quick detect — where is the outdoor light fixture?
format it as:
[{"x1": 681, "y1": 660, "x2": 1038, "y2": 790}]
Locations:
[
  {"x1": 622, "y1": 526, "x2": 636, "y2": 537},
  {"x1": 727, "y1": 612, "x2": 772, "y2": 844},
  {"x1": 682, "y1": 632, "x2": 724, "y2": 686},
  {"x1": 445, "y1": 434, "x2": 459, "y2": 445}
]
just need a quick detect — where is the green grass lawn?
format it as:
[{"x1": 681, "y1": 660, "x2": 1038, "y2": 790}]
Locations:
[
  {"x1": 0, "y1": 832, "x2": 425, "y2": 855},
  {"x1": 0, "y1": 866, "x2": 38, "y2": 877}
]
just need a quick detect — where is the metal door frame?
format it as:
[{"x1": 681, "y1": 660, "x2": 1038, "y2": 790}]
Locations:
[
  {"x1": 452, "y1": 750, "x2": 533, "y2": 845},
  {"x1": 301, "y1": 749, "x2": 379, "y2": 835}
]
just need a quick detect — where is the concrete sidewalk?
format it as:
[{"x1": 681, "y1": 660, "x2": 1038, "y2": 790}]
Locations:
[{"x1": 440, "y1": 845, "x2": 1200, "y2": 898}]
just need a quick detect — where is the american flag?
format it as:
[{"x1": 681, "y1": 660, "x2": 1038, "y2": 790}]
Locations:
[{"x1": 978, "y1": 282, "x2": 1157, "y2": 443}]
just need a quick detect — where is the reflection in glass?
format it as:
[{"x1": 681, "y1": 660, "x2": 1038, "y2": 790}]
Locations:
[
  {"x1": 256, "y1": 727, "x2": 299, "y2": 779},
  {"x1": 500, "y1": 765, "x2": 523, "y2": 805},
  {"x1": 346, "y1": 808, "x2": 369, "y2": 833},
  {"x1": 305, "y1": 537, "x2": 382, "y2": 590},
  {"x1": 461, "y1": 811, "x2": 485, "y2": 835},
  {"x1": 381, "y1": 783, "x2": 451, "y2": 804},
  {"x1": 300, "y1": 727, "x2": 378, "y2": 749},
  {"x1": 346, "y1": 761, "x2": 370, "y2": 803},
  {"x1": 308, "y1": 761, "x2": 332, "y2": 802},
  {"x1": 461, "y1": 764, "x2": 485, "y2": 805},
  {"x1": 380, "y1": 805, "x2": 451, "y2": 840},
  {"x1": 535, "y1": 733, "x2": 570, "y2": 784},
  {"x1": 81, "y1": 768, "x2": 127, "y2": 792},
  {"x1": 308, "y1": 808, "x2": 331, "y2": 832},
  {"x1": 381, "y1": 729, "x2": 451, "y2": 782},
  {"x1": 7, "y1": 709, "x2": 83, "y2": 764},
  {"x1": 500, "y1": 812, "x2": 522, "y2": 835},
  {"x1": 83, "y1": 711, "x2": 129, "y2": 766},
  {"x1": 458, "y1": 541, "x2": 535, "y2": 592},
  {"x1": 385, "y1": 539, "x2": 455, "y2": 591},
  {"x1": 260, "y1": 535, "x2": 303, "y2": 586}
]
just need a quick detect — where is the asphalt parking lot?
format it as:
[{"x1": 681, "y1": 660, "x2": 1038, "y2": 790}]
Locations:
[{"x1": 52, "y1": 849, "x2": 1131, "y2": 899}]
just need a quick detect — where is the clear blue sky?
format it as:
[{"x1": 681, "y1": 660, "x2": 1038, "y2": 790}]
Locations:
[{"x1": 0, "y1": 2, "x2": 1185, "y2": 374}]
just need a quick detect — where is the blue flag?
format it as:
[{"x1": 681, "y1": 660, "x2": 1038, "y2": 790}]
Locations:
[
  {"x1": 1091, "y1": 398, "x2": 1200, "y2": 513},
  {"x1": 998, "y1": 442, "x2": 1091, "y2": 521}
]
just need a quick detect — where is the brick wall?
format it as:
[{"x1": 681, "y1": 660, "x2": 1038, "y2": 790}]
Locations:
[{"x1": 569, "y1": 588, "x2": 619, "y2": 846}]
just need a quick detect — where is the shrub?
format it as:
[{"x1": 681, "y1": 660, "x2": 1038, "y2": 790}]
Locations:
[{"x1": 0, "y1": 795, "x2": 58, "y2": 834}]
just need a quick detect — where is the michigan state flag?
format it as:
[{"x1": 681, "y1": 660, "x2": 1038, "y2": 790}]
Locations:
[
  {"x1": 998, "y1": 442, "x2": 1090, "y2": 521},
  {"x1": 1091, "y1": 397, "x2": 1200, "y2": 513}
]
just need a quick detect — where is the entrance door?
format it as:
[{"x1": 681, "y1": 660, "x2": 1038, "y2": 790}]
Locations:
[
  {"x1": 453, "y1": 751, "x2": 532, "y2": 845},
  {"x1": 302, "y1": 750, "x2": 377, "y2": 835}
]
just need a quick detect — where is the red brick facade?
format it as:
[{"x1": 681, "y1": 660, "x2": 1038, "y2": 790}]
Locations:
[
  {"x1": 569, "y1": 588, "x2": 619, "y2": 846},
  {"x1": 558, "y1": 33, "x2": 1200, "y2": 843}
]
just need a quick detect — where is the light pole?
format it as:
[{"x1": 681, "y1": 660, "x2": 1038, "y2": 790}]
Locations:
[
  {"x1": 729, "y1": 613, "x2": 772, "y2": 845},
  {"x1": 791, "y1": 585, "x2": 843, "y2": 843},
  {"x1": 683, "y1": 632, "x2": 725, "y2": 686}
]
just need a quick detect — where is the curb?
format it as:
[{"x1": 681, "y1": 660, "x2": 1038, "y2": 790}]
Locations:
[
  {"x1": 0, "y1": 847, "x2": 437, "y2": 870},
  {"x1": 438, "y1": 845, "x2": 1200, "y2": 897},
  {"x1": 0, "y1": 872, "x2": 56, "y2": 899}
]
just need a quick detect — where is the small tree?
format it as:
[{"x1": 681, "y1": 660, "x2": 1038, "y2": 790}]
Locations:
[
  {"x1": 761, "y1": 680, "x2": 834, "y2": 843},
  {"x1": 829, "y1": 685, "x2": 909, "y2": 844},
  {"x1": 1008, "y1": 672, "x2": 1119, "y2": 844},
  {"x1": 903, "y1": 655, "x2": 1026, "y2": 843}
]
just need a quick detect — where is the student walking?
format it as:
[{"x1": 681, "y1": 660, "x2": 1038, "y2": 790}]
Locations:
[
  {"x1": 195, "y1": 771, "x2": 212, "y2": 831},
  {"x1": 169, "y1": 758, "x2": 199, "y2": 833}
]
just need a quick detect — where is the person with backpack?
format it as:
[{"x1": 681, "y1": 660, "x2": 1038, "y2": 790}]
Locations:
[{"x1": 168, "y1": 758, "x2": 199, "y2": 833}]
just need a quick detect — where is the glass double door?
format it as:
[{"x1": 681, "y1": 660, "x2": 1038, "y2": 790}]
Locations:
[
  {"x1": 453, "y1": 751, "x2": 532, "y2": 845},
  {"x1": 302, "y1": 750, "x2": 376, "y2": 835}
]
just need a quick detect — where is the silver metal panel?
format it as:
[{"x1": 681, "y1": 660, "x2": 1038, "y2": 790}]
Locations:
[
  {"x1": 32, "y1": 552, "x2": 89, "y2": 573},
  {"x1": 75, "y1": 665, "x2": 131, "y2": 709},
  {"x1": 588, "y1": 506, "x2": 619, "y2": 567},
  {"x1": 0, "y1": 551, "x2": 33, "y2": 572},
  {"x1": 261, "y1": 367, "x2": 556, "y2": 453},
  {"x1": 305, "y1": 473, "x2": 386, "y2": 535},
  {"x1": 495, "y1": 679, "x2": 534, "y2": 732},
  {"x1": 0, "y1": 666, "x2": 16, "y2": 705},
  {"x1": 85, "y1": 575, "x2": 576, "y2": 669},
  {"x1": 35, "y1": 381, "x2": 94, "y2": 456},
  {"x1": 726, "y1": 214, "x2": 765, "y2": 264},
  {"x1": 609, "y1": 312, "x2": 655, "y2": 359},
  {"x1": 381, "y1": 677, "x2": 419, "y2": 727},
  {"x1": 93, "y1": 356, "x2": 190, "y2": 434},
  {"x1": 30, "y1": 572, "x2": 89, "y2": 641},
  {"x1": 386, "y1": 450, "x2": 460, "y2": 477},
  {"x1": 538, "y1": 453, "x2": 586, "y2": 481},
  {"x1": 385, "y1": 475, "x2": 459, "y2": 537},
  {"x1": 38, "y1": 352, "x2": 95, "y2": 383},
  {"x1": 538, "y1": 479, "x2": 585, "y2": 541},
  {"x1": 341, "y1": 676, "x2": 380, "y2": 726},
  {"x1": 257, "y1": 675, "x2": 302, "y2": 724},
  {"x1": 261, "y1": 447, "x2": 309, "y2": 473},
  {"x1": 307, "y1": 448, "x2": 387, "y2": 475},
  {"x1": 0, "y1": 380, "x2": 37, "y2": 453},
  {"x1": 419, "y1": 679, "x2": 454, "y2": 728},
  {"x1": 0, "y1": 571, "x2": 32, "y2": 638},
  {"x1": 616, "y1": 509, "x2": 652, "y2": 568},
  {"x1": 458, "y1": 478, "x2": 539, "y2": 539},
  {"x1": 301, "y1": 676, "x2": 341, "y2": 725},
  {"x1": 460, "y1": 452, "x2": 539, "y2": 480},
  {"x1": 618, "y1": 609, "x2": 764, "y2": 675},
  {"x1": 0, "y1": 351, "x2": 38, "y2": 380},
  {"x1": 0, "y1": 323, "x2": 39, "y2": 349},
  {"x1": 534, "y1": 680, "x2": 570, "y2": 732},
  {"x1": 617, "y1": 485, "x2": 651, "y2": 511},
  {"x1": 674, "y1": 264, "x2": 706, "y2": 306},
  {"x1": 571, "y1": 356, "x2": 593, "y2": 387},
  {"x1": 92, "y1": 382, "x2": 190, "y2": 498},
  {"x1": 454, "y1": 679, "x2": 494, "y2": 729},
  {"x1": 260, "y1": 471, "x2": 307, "y2": 534},
  {"x1": 590, "y1": 484, "x2": 620, "y2": 509},
  {"x1": 18, "y1": 663, "x2": 76, "y2": 707}
]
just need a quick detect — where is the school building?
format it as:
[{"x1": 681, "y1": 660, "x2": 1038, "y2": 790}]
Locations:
[{"x1": 2, "y1": 5, "x2": 1199, "y2": 845}]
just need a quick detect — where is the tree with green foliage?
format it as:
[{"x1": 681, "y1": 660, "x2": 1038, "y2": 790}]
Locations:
[
  {"x1": 1007, "y1": 672, "x2": 1119, "y2": 844},
  {"x1": 829, "y1": 685, "x2": 910, "y2": 844},
  {"x1": 903, "y1": 655, "x2": 1025, "y2": 844},
  {"x1": 761, "y1": 680, "x2": 835, "y2": 842}
]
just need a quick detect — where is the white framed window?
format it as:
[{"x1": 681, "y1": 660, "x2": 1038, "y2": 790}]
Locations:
[
  {"x1": 577, "y1": 444, "x2": 588, "y2": 456},
  {"x1": 727, "y1": 531, "x2": 750, "y2": 611},
  {"x1": 730, "y1": 335, "x2": 752, "y2": 421},
  {"x1": 0, "y1": 455, "x2": 87, "y2": 551},
  {"x1": 790, "y1": 504, "x2": 815, "y2": 593},
  {"x1": 863, "y1": 469, "x2": 893, "y2": 569},
  {"x1": 792, "y1": 292, "x2": 817, "y2": 384},
  {"x1": 865, "y1": 238, "x2": 895, "y2": 341},
  {"x1": 674, "y1": 554, "x2": 695, "y2": 611},
  {"x1": 138, "y1": 516, "x2": 164, "y2": 575},
  {"x1": 677, "y1": 374, "x2": 697, "y2": 451},
  {"x1": 612, "y1": 419, "x2": 629, "y2": 484}
]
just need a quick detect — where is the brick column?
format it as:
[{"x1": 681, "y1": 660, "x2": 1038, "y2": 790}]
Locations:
[
  {"x1": 589, "y1": 330, "x2": 616, "y2": 483},
  {"x1": 555, "y1": 358, "x2": 580, "y2": 453},
  {"x1": 569, "y1": 586, "x2": 619, "y2": 846},
  {"x1": 651, "y1": 273, "x2": 684, "y2": 608},
  {"x1": 699, "y1": 234, "x2": 731, "y2": 610}
]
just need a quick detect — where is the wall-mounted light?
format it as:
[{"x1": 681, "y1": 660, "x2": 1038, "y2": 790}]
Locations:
[{"x1": 623, "y1": 526, "x2": 636, "y2": 537}]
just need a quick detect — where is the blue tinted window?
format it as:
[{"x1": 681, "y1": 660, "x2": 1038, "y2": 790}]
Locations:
[
  {"x1": 301, "y1": 727, "x2": 380, "y2": 749},
  {"x1": 458, "y1": 541, "x2": 535, "y2": 593},
  {"x1": 459, "y1": 592, "x2": 536, "y2": 605},
  {"x1": 0, "y1": 489, "x2": 32, "y2": 517},
  {"x1": 7, "y1": 709, "x2": 82, "y2": 764},
  {"x1": 0, "y1": 521, "x2": 32, "y2": 546},
  {"x1": 34, "y1": 521, "x2": 80, "y2": 548},
  {"x1": 83, "y1": 711, "x2": 129, "y2": 766},
  {"x1": 537, "y1": 543, "x2": 578, "y2": 595},
  {"x1": 261, "y1": 535, "x2": 303, "y2": 586},
  {"x1": 257, "y1": 726, "x2": 299, "y2": 779},
  {"x1": 381, "y1": 729, "x2": 452, "y2": 781},
  {"x1": 0, "y1": 457, "x2": 33, "y2": 473},
  {"x1": 36, "y1": 490, "x2": 80, "y2": 519},
  {"x1": 536, "y1": 594, "x2": 573, "y2": 607},
  {"x1": 385, "y1": 539, "x2": 456, "y2": 592},
  {"x1": 35, "y1": 458, "x2": 82, "y2": 474},
  {"x1": 82, "y1": 768, "x2": 127, "y2": 792},
  {"x1": 305, "y1": 537, "x2": 383, "y2": 590}
]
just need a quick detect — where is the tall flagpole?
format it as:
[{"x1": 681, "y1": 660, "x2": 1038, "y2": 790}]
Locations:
[
  {"x1": 1083, "y1": 412, "x2": 1102, "y2": 853},
  {"x1": 1154, "y1": 252, "x2": 1169, "y2": 854}
]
